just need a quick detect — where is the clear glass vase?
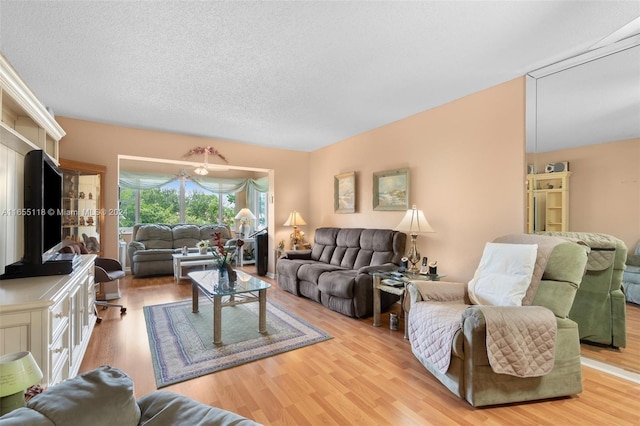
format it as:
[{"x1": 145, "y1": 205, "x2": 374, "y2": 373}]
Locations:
[{"x1": 218, "y1": 263, "x2": 230, "y2": 291}]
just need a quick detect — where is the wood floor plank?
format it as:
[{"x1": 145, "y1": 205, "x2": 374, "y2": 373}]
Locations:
[{"x1": 79, "y1": 269, "x2": 640, "y2": 425}]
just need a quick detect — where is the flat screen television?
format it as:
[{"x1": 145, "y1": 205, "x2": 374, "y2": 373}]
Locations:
[{"x1": 1, "y1": 150, "x2": 73, "y2": 279}]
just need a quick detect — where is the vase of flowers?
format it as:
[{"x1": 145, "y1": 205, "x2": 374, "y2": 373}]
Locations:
[
  {"x1": 211, "y1": 232, "x2": 243, "y2": 290},
  {"x1": 197, "y1": 240, "x2": 209, "y2": 255}
]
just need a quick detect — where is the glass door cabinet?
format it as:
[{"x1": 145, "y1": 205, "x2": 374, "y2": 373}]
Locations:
[{"x1": 59, "y1": 159, "x2": 106, "y2": 255}]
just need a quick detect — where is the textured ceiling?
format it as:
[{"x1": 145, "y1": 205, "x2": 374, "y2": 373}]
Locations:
[{"x1": 0, "y1": 1, "x2": 638, "y2": 152}]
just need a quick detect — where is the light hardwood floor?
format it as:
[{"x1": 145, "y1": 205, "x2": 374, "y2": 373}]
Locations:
[
  {"x1": 80, "y1": 268, "x2": 640, "y2": 425},
  {"x1": 579, "y1": 302, "x2": 639, "y2": 375}
]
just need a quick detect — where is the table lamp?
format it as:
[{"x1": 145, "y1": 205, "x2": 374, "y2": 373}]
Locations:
[
  {"x1": 394, "y1": 205, "x2": 434, "y2": 273},
  {"x1": 283, "y1": 210, "x2": 307, "y2": 250},
  {"x1": 234, "y1": 208, "x2": 256, "y2": 237},
  {"x1": 0, "y1": 351, "x2": 43, "y2": 415}
]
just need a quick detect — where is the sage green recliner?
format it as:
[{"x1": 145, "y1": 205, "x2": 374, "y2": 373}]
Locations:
[
  {"x1": 542, "y1": 232, "x2": 628, "y2": 348},
  {"x1": 405, "y1": 234, "x2": 589, "y2": 407}
]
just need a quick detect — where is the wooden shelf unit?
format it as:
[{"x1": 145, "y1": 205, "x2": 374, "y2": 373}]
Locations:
[{"x1": 527, "y1": 171, "x2": 571, "y2": 233}]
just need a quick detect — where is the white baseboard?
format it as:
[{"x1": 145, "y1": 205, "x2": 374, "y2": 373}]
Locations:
[{"x1": 581, "y1": 356, "x2": 640, "y2": 384}]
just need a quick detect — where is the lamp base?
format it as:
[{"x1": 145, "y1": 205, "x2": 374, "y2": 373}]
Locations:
[
  {"x1": 0, "y1": 391, "x2": 25, "y2": 416},
  {"x1": 406, "y1": 233, "x2": 421, "y2": 274},
  {"x1": 238, "y1": 222, "x2": 247, "y2": 238}
]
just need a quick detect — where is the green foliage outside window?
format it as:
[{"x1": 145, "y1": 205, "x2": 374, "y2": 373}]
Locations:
[
  {"x1": 119, "y1": 188, "x2": 136, "y2": 227},
  {"x1": 185, "y1": 191, "x2": 219, "y2": 224},
  {"x1": 119, "y1": 185, "x2": 237, "y2": 227},
  {"x1": 140, "y1": 188, "x2": 180, "y2": 224}
]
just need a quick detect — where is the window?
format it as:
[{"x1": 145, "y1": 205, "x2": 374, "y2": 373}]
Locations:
[{"x1": 118, "y1": 173, "x2": 267, "y2": 232}]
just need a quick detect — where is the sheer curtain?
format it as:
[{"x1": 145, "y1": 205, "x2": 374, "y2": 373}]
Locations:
[{"x1": 120, "y1": 171, "x2": 268, "y2": 194}]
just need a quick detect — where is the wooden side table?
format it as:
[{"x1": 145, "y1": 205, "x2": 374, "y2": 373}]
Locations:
[{"x1": 372, "y1": 272, "x2": 445, "y2": 339}]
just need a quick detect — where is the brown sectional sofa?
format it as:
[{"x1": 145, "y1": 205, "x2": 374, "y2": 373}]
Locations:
[
  {"x1": 277, "y1": 227, "x2": 407, "y2": 318},
  {"x1": 127, "y1": 223, "x2": 234, "y2": 277}
]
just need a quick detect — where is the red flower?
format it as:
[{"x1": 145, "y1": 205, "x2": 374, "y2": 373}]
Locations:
[{"x1": 211, "y1": 232, "x2": 244, "y2": 263}]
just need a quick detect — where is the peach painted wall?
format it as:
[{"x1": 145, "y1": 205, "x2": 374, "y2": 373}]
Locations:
[
  {"x1": 57, "y1": 118, "x2": 311, "y2": 274},
  {"x1": 57, "y1": 77, "x2": 526, "y2": 280},
  {"x1": 309, "y1": 78, "x2": 527, "y2": 281},
  {"x1": 527, "y1": 138, "x2": 640, "y2": 250}
]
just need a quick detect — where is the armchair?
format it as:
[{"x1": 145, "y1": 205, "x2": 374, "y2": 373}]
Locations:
[
  {"x1": 405, "y1": 234, "x2": 589, "y2": 407},
  {"x1": 542, "y1": 231, "x2": 628, "y2": 348}
]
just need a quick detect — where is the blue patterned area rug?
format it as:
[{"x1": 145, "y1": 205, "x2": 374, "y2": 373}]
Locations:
[{"x1": 143, "y1": 298, "x2": 332, "y2": 388}]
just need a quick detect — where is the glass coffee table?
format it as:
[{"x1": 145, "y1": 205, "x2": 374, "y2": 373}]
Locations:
[{"x1": 188, "y1": 269, "x2": 271, "y2": 345}]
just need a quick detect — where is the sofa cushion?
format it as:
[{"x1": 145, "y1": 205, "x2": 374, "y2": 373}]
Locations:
[
  {"x1": 25, "y1": 366, "x2": 140, "y2": 426},
  {"x1": 172, "y1": 224, "x2": 201, "y2": 248},
  {"x1": 318, "y1": 270, "x2": 357, "y2": 298},
  {"x1": 135, "y1": 224, "x2": 173, "y2": 249},
  {"x1": 138, "y1": 390, "x2": 258, "y2": 425},
  {"x1": 199, "y1": 224, "x2": 232, "y2": 242},
  {"x1": 332, "y1": 228, "x2": 363, "y2": 268},
  {"x1": 132, "y1": 249, "x2": 176, "y2": 262},
  {"x1": 298, "y1": 263, "x2": 343, "y2": 283},
  {"x1": 356, "y1": 229, "x2": 396, "y2": 268},
  {"x1": 0, "y1": 407, "x2": 53, "y2": 425},
  {"x1": 310, "y1": 228, "x2": 340, "y2": 261},
  {"x1": 467, "y1": 242, "x2": 538, "y2": 306}
]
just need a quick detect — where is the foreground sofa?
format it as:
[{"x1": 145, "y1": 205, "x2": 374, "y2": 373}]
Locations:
[
  {"x1": 128, "y1": 223, "x2": 235, "y2": 277},
  {"x1": 0, "y1": 365, "x2": 259, "y2": 425},
  {"x1": 541, "y1": 231, "x2": 627, "y2": 348},
  {"x1": 406, "y1": 234, "x2": 589, "y2": 407},
  {"x1": 277, "y1": 227, "x2": 406, "y2": 318}
]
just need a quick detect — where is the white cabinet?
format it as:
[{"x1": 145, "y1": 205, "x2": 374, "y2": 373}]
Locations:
[{"x1": 0, "y1": 254, "x2": 96, "y2": 387}]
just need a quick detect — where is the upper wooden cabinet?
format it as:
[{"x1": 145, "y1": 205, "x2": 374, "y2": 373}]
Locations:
[{"x1": 0, "y1": 52, "x2": 65, "y2": 161}]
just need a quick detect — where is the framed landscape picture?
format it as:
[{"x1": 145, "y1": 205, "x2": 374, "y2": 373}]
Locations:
[
  {"x1": 334, "y1": 171, "x2": 356, "y2": 213},
  {"x1": 373, "y1": 168, "x2": 410, "y2": 211}
]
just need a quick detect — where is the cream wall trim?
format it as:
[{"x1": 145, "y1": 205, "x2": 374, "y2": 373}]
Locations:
[{"x1": 0, "y1": 53, "x2": 66, "y2": 142}]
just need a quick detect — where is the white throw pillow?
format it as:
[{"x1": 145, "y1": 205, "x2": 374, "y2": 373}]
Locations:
[{"x1": 467, "y1": 242, "x2": 538, "y2": 306}]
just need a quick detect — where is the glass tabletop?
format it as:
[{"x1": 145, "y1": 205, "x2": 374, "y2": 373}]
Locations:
[
  {"x1": 188, "y1": 269, "x2": 271, "y2": 296},
  {"x1": 371, "y1": 270, "x2": 445, "y2": 282}
]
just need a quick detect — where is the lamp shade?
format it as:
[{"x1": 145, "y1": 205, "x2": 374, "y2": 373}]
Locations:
[
  {"x1": 395, "y1": 205, "x2": 434, "y2": 234},
  {"x1": 283, "y1": 210, "x2": 307, "y2": 227},
  {"x1": 234, "y1": 208, "x2": 256, "y2": 221},
  {"x1": 0, "y1": 352, "x2": 43, "y2": 397}
]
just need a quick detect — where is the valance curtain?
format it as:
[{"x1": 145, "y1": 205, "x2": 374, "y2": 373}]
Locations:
[
  {"x1": 118, "y1": 171, "x2": 177, "y2": 190},
  {"x1": 119, "y1": 171, "x2": 268, "y2": 194}
]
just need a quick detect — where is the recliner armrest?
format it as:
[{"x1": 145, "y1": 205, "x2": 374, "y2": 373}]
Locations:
[
  {"x1": 282, "y1": 250, "x2": 312, "y2": 260},
  {"x1": 128, "y1": 240, "x2": 145, "y2": 251},
  {"x1": 127, "y1": 241, "x2": 145, "y2": 267},
  {"x1": 412, "y1": 281, "x2": 468, "y2": 303},
  {"x1": 358, "y1": 263, "x2": 397, "y2": 274},
  {"x1": 405, "y1": 281, "x2": 468, "y2": 313}
]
